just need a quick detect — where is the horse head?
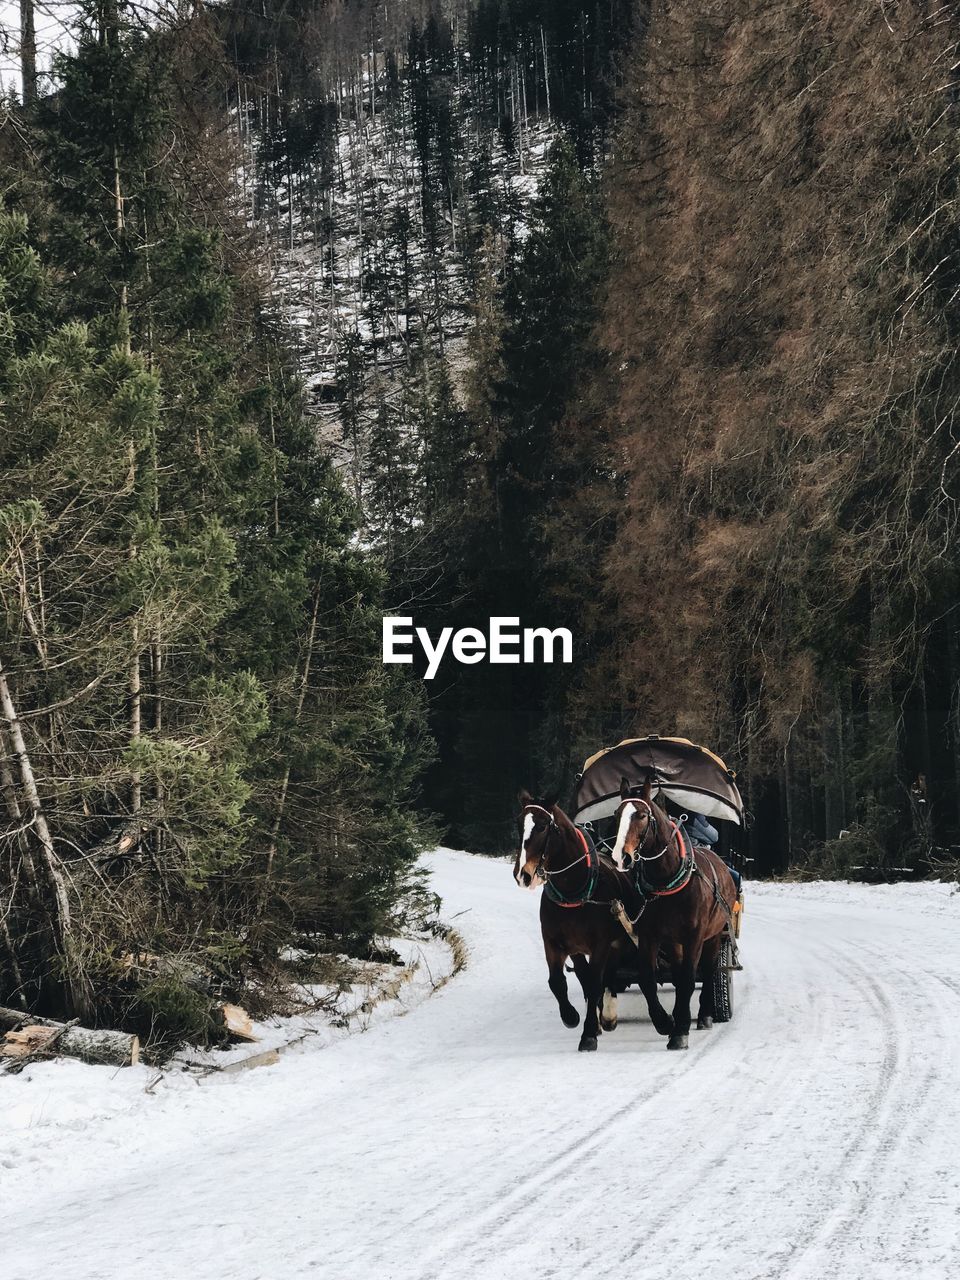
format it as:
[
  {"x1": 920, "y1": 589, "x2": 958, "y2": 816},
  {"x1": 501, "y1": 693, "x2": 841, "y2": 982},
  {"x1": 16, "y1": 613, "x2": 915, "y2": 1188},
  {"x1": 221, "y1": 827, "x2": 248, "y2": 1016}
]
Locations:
[
  {"x1": 612, "y1": 773, "x2": 661, "y2": 870},
  {"x1": 514, "y1": 789, "x2": 569, "y2": 889}
]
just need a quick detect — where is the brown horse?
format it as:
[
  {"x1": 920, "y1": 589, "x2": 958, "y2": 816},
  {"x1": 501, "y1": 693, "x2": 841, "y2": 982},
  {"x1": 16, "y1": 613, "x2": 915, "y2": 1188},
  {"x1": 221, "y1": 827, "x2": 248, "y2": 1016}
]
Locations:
[
  {"x1": 610, "y1": 775, "x2": 737, "y2": 1050},
  {"x1": 514, "y1": 791, "x2": 644, "y2": 1051}
]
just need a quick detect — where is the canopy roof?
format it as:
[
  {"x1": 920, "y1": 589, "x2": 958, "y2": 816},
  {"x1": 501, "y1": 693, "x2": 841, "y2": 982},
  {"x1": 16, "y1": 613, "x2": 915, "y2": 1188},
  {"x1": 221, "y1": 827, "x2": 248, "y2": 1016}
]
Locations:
[{"x1": 573, "y1": 736, "x2": 744, "y2": 826}]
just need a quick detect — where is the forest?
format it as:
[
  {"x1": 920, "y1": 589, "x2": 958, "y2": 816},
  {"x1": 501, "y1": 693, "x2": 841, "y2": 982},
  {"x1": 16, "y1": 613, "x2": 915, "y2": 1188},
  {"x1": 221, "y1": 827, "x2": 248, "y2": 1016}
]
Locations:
[{"x1": 2, "y1": 0, "x2": 959, "y2": 1041}]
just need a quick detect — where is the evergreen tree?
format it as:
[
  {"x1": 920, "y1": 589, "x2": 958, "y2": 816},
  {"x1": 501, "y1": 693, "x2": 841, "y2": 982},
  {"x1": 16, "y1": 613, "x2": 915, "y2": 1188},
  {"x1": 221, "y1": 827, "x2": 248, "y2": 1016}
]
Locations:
[
  {"x1": 481, "y1": 138, "x2": 608, "y2": 815},
  {"x1": 406, "y1": 141, "x2": 611, "y2": 849},
  {"x1": 0, "y1": 3, "x2": 431, "y2": 1031}
]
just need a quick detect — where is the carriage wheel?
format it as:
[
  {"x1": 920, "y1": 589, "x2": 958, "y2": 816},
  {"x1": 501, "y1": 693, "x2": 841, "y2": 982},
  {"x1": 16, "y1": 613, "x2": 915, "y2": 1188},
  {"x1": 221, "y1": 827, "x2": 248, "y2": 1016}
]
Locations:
[{"x1": 712, "y1": 933, "x2": 735, "y2": 1023}]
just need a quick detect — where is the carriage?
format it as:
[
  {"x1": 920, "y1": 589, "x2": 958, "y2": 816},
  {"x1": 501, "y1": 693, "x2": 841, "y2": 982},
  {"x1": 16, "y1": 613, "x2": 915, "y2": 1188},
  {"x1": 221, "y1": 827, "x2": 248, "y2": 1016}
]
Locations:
[{"x1": 572, "y1": 735, "x2": 746, "y2": 1023}]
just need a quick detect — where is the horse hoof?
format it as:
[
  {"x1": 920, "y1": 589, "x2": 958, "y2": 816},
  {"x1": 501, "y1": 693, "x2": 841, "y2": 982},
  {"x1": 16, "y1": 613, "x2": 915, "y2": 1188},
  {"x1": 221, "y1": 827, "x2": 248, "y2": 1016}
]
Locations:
[
  {"x1": 561, "y1": 1007, "x2": 580, "y2": 1028},
  {"x1": 600, "y1": 1015, "x2": 618, "y2": 1032},
  {"x1": 667, "y1": 1034, "x2": 689, "y2": 1050},
  {"x1": 578, "y1": 1036, "x2": 598, "y2": 1052},
  {"x1": 697, "y1": 1016, "x2": 713, "y2": 1030}
]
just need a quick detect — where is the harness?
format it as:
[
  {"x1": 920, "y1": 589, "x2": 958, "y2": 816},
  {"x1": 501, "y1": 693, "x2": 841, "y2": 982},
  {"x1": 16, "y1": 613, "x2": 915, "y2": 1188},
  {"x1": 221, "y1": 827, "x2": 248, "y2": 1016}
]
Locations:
[
  {"x1": 610, "y1": 803, "x2": 735, "y2": 945},
  {"x1": 637, "y1": 822, "x2": 696, "y2": 899},
  {"x1": 635, "y1": 821, "x2": 734, "y2": 921},
  {"x1": 544, "y1": 828, "x2": 600, "y2": 908},
  {"x1": 702, "y1": 849, "x2": 735, "y2": 921},
  {"x1": 617, "y1": 799, "x2": 696, "y2": 900}
]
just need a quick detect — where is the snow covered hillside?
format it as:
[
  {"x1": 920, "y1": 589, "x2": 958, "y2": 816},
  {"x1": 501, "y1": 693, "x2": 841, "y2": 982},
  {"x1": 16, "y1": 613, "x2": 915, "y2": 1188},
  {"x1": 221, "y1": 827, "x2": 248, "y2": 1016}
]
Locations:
[{"x1": 3, "y1": 850, "x2": 959, "y2": 1280}]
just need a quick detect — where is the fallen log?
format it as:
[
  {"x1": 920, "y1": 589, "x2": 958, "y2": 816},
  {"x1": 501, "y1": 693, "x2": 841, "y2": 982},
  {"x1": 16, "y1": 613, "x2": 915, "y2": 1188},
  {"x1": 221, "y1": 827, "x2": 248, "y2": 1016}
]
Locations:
[
  {"x1": 0, "y1": 1019, "x2": 79, "y2": 1075},
  {"x1": 0, "y1": 1006, "x2": 139, "y2": 1067},
  {"x1": 2, "y1": 1024, "x2": 61, "y2": 1058}
]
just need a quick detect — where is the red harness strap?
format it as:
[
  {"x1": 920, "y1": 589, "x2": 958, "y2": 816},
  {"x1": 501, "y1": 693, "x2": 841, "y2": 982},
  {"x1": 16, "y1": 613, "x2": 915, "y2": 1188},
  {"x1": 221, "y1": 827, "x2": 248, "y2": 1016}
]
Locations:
[
  {"x1": 548, "y1": 828, "x2": 597, "y2": 908},
  {"x1": 642, "y1": 823, "x2": 696, "y2": 897}
]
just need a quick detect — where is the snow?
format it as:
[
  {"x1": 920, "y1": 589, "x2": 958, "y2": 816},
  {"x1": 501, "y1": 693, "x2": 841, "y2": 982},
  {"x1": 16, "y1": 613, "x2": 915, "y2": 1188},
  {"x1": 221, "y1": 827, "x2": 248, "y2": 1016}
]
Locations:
[
  {"x1": 4, "y1": 850, "x2": 960, "y2": 1279},
  {"x1": 243, "y1": 75, "x2": 557, "y2": 454},
  {"x1": 167, "y1": 933, "x2": 454, "y2": 1073}
]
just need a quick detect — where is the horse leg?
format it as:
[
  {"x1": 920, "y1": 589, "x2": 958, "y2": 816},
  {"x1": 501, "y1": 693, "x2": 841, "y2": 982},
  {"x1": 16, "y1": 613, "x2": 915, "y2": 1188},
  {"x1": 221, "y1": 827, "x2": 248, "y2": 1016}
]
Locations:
[
  {"x1": 578, "y1": 945, "x2": 610, "y2": 1052},
  {"x1": 697, "y1": 934, "x2": 722, "y2": 1030},
  {"x1": 545, "y1": 939, "x2": 580, "y2": 1028},
  {"x1": 668, "y1": 943, "x2": 700, "y2": 1050},
  {"x1": 570, "y1": 953, "x2": 590, "y2": 999},
  {"x1": 599, "y1": 951, "x2": 622, "y2": 1031},
  {"x1": 636, "y1": 941, "x2": 674, "y2": 1037},
  {"x1": 600, "y1": 987, "x2": 618, "y2": 1032},
  {"x1": 570, "y1": 954, "x2": 602, "y2": 1035}
]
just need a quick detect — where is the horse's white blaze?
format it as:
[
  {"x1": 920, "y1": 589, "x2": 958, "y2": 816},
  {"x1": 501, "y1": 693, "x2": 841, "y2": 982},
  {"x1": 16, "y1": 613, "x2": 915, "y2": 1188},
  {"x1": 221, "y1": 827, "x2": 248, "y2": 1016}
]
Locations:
[
  {"x1": 612, "y1": 802, "x2": 637, "y2": 869},
  {"x1": 515, "y1": 812, "x2": 535, "y2": 884}
]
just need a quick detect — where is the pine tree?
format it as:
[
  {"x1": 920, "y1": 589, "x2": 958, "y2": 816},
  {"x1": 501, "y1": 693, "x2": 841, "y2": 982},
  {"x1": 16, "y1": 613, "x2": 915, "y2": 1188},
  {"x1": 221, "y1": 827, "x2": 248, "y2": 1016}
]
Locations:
[
  {"x1": 404, "y1": 140, "x2": 611, "y2": 849},
  {"x1": 0, "y1": 4, "x2": 432, "y2": 1029}
]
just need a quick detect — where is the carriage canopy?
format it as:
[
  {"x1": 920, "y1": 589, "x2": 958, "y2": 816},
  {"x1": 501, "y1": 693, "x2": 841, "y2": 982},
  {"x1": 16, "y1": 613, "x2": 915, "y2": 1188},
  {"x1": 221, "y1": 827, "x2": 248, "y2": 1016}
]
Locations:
[{"x1": 573, "y1": 736, "x2": 744, "y2": 827}]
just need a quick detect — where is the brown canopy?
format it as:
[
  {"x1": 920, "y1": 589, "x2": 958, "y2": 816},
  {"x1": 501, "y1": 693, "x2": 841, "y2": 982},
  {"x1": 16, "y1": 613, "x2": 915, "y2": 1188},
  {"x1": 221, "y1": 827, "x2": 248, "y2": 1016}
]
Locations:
[{"x1": 573, "y1": 736, "x2": 744, "y2": 827}]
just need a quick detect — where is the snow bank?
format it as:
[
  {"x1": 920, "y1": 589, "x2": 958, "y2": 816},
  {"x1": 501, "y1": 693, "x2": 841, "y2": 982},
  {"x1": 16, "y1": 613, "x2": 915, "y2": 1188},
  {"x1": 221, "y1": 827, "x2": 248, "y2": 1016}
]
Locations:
[
  {"x1": 750, "y1": 876, "x2": 960, "y2": 916},
  {"x1": 1, "y1": 930, "x2": 454, "y2": 1162}
]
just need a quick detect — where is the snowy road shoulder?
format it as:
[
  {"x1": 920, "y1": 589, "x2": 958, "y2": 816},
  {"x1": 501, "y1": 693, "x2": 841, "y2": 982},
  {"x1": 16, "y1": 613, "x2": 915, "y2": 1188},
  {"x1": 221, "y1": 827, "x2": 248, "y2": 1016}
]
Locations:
[{"x1": 1, "y1": 917, "x2": 458, "y2": 1177}]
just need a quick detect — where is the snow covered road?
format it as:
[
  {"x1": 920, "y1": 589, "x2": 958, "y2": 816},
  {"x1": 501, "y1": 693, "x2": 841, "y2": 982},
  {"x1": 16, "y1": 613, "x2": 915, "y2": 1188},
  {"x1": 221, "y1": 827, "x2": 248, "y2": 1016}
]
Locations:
[{"x1": 4, "y1": 850, "x2": 960, "y2": 1280}]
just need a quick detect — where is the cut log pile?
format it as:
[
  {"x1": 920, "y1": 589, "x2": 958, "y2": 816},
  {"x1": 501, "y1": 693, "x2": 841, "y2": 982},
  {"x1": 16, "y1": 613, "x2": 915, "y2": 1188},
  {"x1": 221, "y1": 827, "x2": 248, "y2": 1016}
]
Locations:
[
  {"x1": 0, "y1": 1006, "x2": 140, "y2": 1068},
  {"x1": 0, "y1": 998, "x2": 259, "y2": 1071}
]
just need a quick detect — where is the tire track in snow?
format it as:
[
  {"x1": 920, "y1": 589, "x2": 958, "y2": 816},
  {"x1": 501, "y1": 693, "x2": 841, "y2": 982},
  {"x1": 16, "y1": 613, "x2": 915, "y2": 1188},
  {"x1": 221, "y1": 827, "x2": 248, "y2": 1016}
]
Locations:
[
  {"x1": 773, "y1": 932, "x2": 910, "y2": 1278},
  {"x1": 603, "y1": 913, "x2": 847, "y2": 1279},
  {"x1": 398, "y1": 952, "x2": 769, "y2": 1280},
  {"x1": 339, "y1": 992, "x2": 741, "y2": 1277},
  {"x1": 778, "y1": 929, "x2": 960, "y2": 1279},
  {"x1": 424, "y1": 884, "x2": 960, "y2": 1280},
  {"x1": 407, "y1": 902, "x2": 913, "y2": 1280}
]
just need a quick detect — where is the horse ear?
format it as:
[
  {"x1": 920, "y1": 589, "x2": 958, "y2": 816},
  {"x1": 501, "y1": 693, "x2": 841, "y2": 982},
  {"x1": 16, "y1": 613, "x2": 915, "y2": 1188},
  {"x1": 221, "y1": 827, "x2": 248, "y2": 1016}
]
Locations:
[
  {"x1": 620, "y1": 776, "x2": 631, "y2": 800},
  {"x1": 517, "y1": 788, "x2": 533, "y2": 807},
  {"x1": 642, "y1": 772, "x2": 654, "y2": 802},
  {"x1": 543, "y1": 788, "x2": 560, "y2": 809}
]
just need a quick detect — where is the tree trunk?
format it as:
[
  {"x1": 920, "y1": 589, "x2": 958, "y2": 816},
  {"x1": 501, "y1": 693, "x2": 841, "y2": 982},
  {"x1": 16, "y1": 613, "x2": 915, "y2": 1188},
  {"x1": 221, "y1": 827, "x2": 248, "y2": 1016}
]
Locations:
[
  {"x1": 949, "y1": 625, "x2": 960, "y2": 830},
  {"x1": 20, "y1": 0, "x2": 37, "y2": 106},
  {"x1": 822, "y1": 681, "x2": 845, "y2": 841},
  {"x1": 781, "y1": 745, "x2": 794, "y2": 867},
  {"x1": 541, "y1": 26, "x2": 551, "y2": 116},
  {"x1": 263, "y1": 580, "x2": 322, "y2": 900},
  {"x1": 0, "y1": 919, "x2": 27, "y2": 1010},
  {"x1": 130, "y1": 627, "x2": 142, "y2": 814},
  {"x1": 0, "y1": 1006, "x2": 139, "y2": 1066},
  {"x1": 0, "y1": 659, "x2": 88, "y2": 1017}
]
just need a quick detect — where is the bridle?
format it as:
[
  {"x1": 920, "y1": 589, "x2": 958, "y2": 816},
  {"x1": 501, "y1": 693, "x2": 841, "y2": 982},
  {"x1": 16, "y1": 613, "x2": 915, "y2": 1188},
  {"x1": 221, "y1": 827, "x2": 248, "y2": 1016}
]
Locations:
[
  {"x1": 618, "y1": 798, "x2": 696, "y2": 898},
  {"x1": 520, "y1": 805, "x2": 590, "y2": 879},
  {"x1": 617, "y1": 799, "x2": 672, "y2": 867}
]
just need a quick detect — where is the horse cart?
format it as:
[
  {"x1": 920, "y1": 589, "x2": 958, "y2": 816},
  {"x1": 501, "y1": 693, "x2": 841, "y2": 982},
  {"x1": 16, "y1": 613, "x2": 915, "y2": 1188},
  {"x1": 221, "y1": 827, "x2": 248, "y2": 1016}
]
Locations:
[{"x1": 572, "y1": 736, "x2": 745, "y2": 1023}]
